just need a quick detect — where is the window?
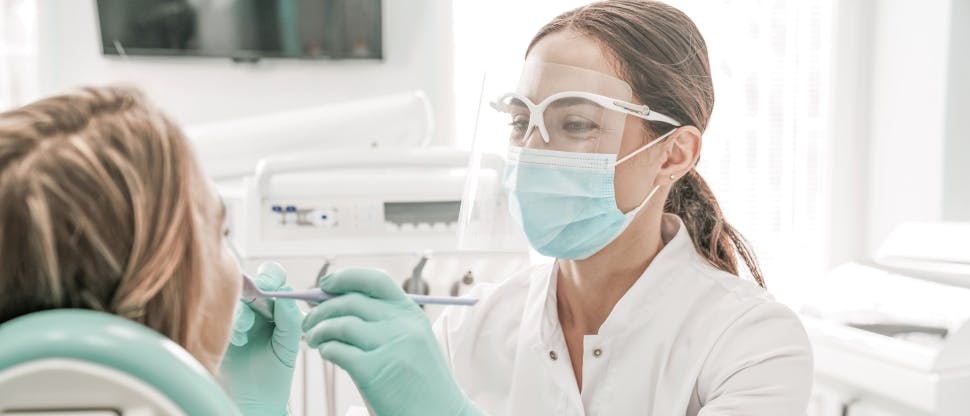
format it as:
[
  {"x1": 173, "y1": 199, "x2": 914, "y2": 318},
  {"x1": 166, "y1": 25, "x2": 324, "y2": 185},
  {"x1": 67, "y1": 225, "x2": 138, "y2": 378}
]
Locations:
[
  {"x1": 678, "y1": 0, "x2": 832, "y2": 300},
  {"x1": 453, "y1": 0, "x2": 833, "y2": 300}
]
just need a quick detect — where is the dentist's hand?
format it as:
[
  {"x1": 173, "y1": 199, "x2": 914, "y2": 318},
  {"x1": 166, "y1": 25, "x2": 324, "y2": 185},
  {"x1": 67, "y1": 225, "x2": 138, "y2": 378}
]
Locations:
[
  {"x1": 221, "y1": 262, "x2": 303, "y2": 416},
  {"x1": 302, "y1": 268, "x2": 482, "y2": 416}
]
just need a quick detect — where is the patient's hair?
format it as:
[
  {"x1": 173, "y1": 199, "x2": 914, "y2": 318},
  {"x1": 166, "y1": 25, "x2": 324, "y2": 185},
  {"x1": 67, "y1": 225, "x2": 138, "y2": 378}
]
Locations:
[{"x1": 0, "y1": 86, "x2": 207, "y2": 358}]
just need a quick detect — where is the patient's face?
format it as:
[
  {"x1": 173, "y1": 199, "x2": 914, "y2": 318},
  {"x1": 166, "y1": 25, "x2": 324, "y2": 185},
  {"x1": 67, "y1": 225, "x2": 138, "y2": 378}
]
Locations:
[{"x1": 195, "y1": 179, "x2": 242, "y2": 368}]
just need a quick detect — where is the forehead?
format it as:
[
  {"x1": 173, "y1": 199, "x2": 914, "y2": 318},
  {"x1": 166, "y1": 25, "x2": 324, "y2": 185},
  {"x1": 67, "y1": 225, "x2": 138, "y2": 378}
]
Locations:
[
  {"x1": 518, "y1": 30, "x2": 632, "y2": 101},
  {"x1": 526, "y1": 29, "x2": 622, "y2": 80}
]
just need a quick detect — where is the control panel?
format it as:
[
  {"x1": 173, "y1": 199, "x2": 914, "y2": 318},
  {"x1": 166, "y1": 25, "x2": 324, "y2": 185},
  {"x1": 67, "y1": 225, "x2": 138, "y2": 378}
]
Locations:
[
  {"x1": 262, "y1": 199, "x2": 461, "y2": 235},
  {"x1": 231, "y1": 148, "x2": 521, "y2": 258}
]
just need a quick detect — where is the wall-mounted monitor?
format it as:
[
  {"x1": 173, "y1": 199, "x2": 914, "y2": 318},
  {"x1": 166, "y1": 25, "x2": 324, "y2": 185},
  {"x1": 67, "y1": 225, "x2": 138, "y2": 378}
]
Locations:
[{"x1": 96, "y1": 0, "x2": 382, "y2": 61}]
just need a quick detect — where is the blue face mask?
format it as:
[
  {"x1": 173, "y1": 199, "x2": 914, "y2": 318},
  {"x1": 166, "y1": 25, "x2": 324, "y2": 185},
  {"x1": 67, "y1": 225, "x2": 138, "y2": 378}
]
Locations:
[{"x1": 504, "y1": 129, "x2": 676, "y2": 260}]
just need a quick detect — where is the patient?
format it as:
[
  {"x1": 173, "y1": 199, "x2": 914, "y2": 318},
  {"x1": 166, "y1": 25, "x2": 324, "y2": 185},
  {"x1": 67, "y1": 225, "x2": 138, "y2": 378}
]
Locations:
[{"x1": 0, "y1": 86, "x2": 300, "y2": 415}]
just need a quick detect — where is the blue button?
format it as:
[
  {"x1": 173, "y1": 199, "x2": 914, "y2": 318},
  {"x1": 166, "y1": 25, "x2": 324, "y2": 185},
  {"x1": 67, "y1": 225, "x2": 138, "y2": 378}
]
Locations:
[
  {"x1": 285, "y1": 205, "x2": 297, "y2": 212},
  {"x1": 271, "y1": 205, "x2": 282, "y2": 212},
  {"x1": 321, "y1": 214, "x2": 328, "y2": 220}
]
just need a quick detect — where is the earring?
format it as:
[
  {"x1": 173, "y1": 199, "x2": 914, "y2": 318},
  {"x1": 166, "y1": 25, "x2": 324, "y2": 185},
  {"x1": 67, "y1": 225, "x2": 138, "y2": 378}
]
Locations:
[{"x1": 669, "y1": 175, "x2": 676, "y2": 180}]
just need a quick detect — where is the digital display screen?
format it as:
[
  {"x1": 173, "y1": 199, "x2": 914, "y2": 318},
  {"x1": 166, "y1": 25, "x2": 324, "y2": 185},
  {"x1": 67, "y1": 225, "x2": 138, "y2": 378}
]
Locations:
[
  {"x1": 383, "y1": 201, "x2": 461, "y2": 226},
  {"x1": 96, "y1": 0, "x2": 382, "y2": 60}
]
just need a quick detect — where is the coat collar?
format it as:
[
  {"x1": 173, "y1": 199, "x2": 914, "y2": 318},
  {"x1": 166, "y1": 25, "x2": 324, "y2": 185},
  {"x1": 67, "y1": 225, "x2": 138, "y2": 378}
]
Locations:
[{"x1": 530, "y1": 213, "x2": 701, "y2": 346}]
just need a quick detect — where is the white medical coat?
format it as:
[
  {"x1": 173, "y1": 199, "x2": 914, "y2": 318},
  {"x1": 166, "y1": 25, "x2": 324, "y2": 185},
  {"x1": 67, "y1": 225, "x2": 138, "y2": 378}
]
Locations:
[{"x1": 434, "y1": 214, "x2": 813, "y2": 415}]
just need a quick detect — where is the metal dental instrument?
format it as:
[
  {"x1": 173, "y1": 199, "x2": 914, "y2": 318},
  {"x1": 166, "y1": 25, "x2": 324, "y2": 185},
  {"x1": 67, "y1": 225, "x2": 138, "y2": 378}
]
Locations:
[
  {"x1": 240, "y1": 273, "x2": 277, "y2": 321},
  {"x1": 226, "y1": 231, "x2": 277, "y2": 321},
  {"x1": 242, "y1": 272, "x2": 478, "y2": 312},
  {"x1": 316, "y1": 259, "x2": 332, "y2": 286}
]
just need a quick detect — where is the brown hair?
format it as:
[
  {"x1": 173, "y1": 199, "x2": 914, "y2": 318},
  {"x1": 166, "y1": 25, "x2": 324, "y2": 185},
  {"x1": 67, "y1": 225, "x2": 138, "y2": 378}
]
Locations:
[
  {"x1": 529, "y1": 0, "x2": 765, "y2": 287},
  {"x1": 0, "y1": 87, "x2": 211, "y2": 355}
]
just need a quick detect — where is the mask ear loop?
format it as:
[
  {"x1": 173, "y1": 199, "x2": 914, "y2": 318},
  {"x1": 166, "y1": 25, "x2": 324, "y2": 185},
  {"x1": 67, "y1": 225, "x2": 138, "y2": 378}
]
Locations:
[
  {"x1": 626, "y1": 184, "x2": 662, "y2": 216},
  {"x1": 615, "y1": 128, "x2": 678, "y2": 166},
  {"x1": 615, "y1": 128, "x2": 678, "y2": 215}
]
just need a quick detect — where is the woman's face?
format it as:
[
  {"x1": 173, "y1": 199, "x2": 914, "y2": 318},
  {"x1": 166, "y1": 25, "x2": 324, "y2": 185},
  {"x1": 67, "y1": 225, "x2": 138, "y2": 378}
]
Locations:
[
  {"x1": 526, "y1": 30, "x2": 669, "y2": 213},
  {"x1": 194, "y1": 177, "x2": 242, "y2": 368}
]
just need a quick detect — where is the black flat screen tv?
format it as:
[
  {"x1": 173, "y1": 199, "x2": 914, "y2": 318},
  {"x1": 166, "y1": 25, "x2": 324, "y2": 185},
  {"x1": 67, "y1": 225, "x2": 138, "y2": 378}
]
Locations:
[{"x1": 96, "y1": 0, "x2": 382, "y2": 61}]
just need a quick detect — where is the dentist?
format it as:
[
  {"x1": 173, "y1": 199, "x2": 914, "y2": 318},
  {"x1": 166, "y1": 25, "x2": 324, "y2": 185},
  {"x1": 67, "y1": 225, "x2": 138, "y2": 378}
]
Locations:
[{"x1": 302, "y1": 1, "x2": 813, "y2": 415}]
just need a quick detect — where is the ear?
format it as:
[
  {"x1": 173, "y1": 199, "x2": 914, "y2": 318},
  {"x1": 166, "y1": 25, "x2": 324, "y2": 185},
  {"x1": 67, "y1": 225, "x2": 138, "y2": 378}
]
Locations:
[{"x1": 658, "y1": 126, "x2": 701, "y2": 184}]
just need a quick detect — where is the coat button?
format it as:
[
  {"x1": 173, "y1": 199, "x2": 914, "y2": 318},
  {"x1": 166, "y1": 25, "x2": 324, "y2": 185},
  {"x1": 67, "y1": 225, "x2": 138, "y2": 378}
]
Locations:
[
  {"x1": 592, "y1": 348, "x2": 603, "y2": 358},
  {"x1": 549, "y1": 350, "x2": 558, "y2": 361}
]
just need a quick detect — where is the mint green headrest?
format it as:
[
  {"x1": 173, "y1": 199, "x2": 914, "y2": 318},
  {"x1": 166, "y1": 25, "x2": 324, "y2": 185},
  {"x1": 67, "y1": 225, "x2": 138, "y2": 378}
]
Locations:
[{"x1": 0, "y1": 309, "x2": 240, "y2": 415}]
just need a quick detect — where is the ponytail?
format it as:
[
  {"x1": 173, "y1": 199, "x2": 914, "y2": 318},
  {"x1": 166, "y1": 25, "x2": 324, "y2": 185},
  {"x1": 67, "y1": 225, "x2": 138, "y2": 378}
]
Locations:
[
  {"x1": 665, "y1": 169, "x2": 765, "y2": 287},
  {"x1": 530, "y1": 1, "x2": 765, "y2": 287}
]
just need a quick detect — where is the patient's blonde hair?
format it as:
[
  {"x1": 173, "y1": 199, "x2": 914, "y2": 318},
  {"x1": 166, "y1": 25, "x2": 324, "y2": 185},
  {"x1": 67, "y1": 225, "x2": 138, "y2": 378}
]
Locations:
[{"x1": 0, "y1": 86, "x2": 208, "y2": 362}]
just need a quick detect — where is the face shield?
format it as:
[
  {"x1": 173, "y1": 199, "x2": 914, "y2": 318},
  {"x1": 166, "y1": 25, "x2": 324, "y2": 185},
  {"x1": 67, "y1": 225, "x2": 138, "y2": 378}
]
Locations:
[{"x1": 458, "y1": 60, "x2": 682, "y2": 255}]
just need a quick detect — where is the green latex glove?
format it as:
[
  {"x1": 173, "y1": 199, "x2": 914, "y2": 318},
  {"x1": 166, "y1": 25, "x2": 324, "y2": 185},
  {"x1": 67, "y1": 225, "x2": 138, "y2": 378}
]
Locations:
[
  {"x1": 302, "y1": 268, "x2": 483, "y2": 416},
  {"x1": 221, "y1": 262, "x2": 303, "y2": 416}
]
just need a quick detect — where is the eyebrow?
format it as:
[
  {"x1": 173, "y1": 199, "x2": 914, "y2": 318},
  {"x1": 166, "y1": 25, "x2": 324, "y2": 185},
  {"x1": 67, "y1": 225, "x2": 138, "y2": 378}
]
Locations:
[
  {"x1": 507, "y1": 98, "x2": 528, "y2": 108},
  {"x1": 547, "y1": 97, "x2": 602, "y2": 108}
]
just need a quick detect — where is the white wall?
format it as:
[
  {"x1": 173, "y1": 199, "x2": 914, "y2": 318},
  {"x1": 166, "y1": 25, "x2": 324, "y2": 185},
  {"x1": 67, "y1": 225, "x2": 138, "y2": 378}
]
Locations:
[
  {"x1": 944, "y1": 0, "x2": 970, "y2": 221},
  {"x1": 827, "y1": 0, "x2": 969, "y2": 263},
  {"x1": 826, "y1": 0, "x2": 876, "y2": 267},
  {"x1": 863, "y1": 0, "x2": 952, "y2": 256},
  {"x1": 34, "y1": 0, "x2": 455, "y2": 143}
]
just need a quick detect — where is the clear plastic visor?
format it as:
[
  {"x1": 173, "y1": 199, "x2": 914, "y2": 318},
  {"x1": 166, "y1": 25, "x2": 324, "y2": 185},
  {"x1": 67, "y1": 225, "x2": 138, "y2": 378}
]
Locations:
[{"x1": 457, "y1": 60, "x2": 683, "y2": 251}]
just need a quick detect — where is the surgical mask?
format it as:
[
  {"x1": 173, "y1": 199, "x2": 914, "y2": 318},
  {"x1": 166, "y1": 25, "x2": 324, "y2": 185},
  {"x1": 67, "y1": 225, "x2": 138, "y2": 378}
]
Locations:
[{"x1": 504, "y1": 129, "x2": 676, "y2": 260}]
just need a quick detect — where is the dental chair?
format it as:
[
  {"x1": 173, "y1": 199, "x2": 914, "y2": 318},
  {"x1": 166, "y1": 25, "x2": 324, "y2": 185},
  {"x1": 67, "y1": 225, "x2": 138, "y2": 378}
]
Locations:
[{"x1": 0, "y1": 309, "x2": 239, "y2": 415}]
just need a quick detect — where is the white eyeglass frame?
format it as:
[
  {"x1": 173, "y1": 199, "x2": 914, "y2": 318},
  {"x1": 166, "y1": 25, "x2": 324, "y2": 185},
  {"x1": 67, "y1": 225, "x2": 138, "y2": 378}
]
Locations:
[{"x1": 490, "y1": 91, "x2": 683, "y2": 144}]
